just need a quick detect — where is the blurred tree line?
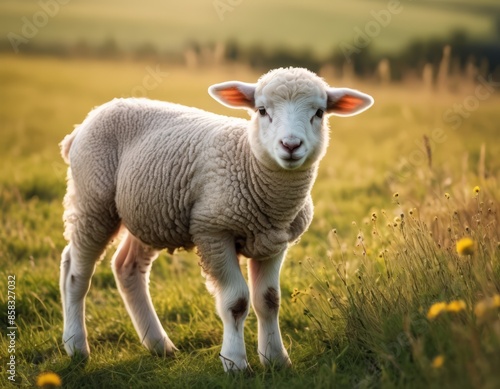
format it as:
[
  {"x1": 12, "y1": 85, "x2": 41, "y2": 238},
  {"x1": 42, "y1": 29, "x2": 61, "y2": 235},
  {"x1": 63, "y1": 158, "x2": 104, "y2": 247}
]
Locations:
[{"x1": 1, "y1": 30, "x2": 498, "y2": 82}]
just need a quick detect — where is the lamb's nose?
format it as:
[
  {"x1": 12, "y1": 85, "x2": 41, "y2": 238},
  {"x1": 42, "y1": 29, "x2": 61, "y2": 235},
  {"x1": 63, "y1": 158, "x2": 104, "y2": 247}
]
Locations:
[{"x1": 280, "y1": 138, "x2": 302, "y2": 153}]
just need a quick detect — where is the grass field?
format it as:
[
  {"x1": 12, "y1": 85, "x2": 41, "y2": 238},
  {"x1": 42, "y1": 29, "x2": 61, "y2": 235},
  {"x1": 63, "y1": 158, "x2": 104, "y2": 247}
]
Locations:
[
  {"x1": 0, "y1": 0, "x2": 498, "y2": 56},
  {"x1": 0, "y1": 54, "x2": 499, "y2": 388}
]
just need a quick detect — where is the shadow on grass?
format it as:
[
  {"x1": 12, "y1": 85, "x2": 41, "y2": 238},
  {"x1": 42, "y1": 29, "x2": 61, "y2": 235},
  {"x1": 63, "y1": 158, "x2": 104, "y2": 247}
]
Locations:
[{"x1": 48, "y1": 352, "x2": 324, "y2": 389}]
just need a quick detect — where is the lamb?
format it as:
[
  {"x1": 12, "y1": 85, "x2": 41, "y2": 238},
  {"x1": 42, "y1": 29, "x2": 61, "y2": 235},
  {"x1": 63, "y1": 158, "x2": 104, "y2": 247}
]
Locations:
[{"x1": 59, "y1": 67, "x2": 373, "y2": 371}]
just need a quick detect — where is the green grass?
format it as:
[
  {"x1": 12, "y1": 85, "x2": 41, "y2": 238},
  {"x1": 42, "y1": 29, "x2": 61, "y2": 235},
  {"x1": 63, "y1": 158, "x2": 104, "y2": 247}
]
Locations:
[{"x1": 0, "y1": 54, "x2": 499, "y2": 388}]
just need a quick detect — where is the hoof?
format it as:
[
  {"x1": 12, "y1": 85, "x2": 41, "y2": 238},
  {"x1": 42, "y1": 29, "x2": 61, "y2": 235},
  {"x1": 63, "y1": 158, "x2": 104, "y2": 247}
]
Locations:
[
  {"x1": 258, "y1": 350, "x2": 292, "y2": 369},
  {"x1": 145, "y1": 336, "x2": 178, "y2": 357},
  {"x1": 219, "y1": 353, "x2": 250, "y2": 372},
  {"x1": 63, "y1": 334, "x2": 90, "y2": 359}
]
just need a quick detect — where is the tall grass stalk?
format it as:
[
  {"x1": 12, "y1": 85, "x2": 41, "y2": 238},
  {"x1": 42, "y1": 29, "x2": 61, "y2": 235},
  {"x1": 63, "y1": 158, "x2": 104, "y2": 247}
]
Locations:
[{"x1": 299, "y1": 182, "x2": 500, "y2": 388}]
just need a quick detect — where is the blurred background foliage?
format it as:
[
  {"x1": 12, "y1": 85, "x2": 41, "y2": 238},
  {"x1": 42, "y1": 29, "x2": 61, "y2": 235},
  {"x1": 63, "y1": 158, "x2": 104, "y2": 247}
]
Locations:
[{"x1": 0, "y1": 0, "x2": 499, "y2": 81}]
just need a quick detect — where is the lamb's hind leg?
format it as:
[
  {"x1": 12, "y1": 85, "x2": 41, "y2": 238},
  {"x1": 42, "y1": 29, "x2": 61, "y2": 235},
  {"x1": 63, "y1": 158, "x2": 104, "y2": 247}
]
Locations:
[
  {"x1": 60, "y1": 221, "x2": 118, "y2": 357},
  {"x1": 112, "y1": 231, "x2": 176, "y2": 356},
  {"x1": 60, "y1": 165, "x2": 120, "y2": 357}
]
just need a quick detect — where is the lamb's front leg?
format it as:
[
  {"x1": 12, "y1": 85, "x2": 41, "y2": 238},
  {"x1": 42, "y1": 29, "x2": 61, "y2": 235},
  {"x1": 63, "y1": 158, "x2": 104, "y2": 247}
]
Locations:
[
  {"x1": 248, "y1": 251, "x2": 291, "y2": 368},
  {"x1": 196, "y1": 235, "x2": 250, "y2": 372}
]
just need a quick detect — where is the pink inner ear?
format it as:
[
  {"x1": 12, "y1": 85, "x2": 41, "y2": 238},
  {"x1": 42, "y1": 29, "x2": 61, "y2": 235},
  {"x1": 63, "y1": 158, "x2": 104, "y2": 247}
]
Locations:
[
  {"x1": 330, "y1": 95, "x2": 365, "y2": 112},
  {"x1": 219, "y1": 87, "x2": 249, "y2": 106}
]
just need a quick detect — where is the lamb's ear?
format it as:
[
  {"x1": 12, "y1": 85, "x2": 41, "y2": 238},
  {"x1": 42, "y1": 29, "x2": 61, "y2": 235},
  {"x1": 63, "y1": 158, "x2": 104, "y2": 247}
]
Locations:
[
  {"x1": 326, "y1": 88, "x2": 374, "y2": 117},
  {"x1": 208, "y1": 81, "x2": 256, "y2": 110}
]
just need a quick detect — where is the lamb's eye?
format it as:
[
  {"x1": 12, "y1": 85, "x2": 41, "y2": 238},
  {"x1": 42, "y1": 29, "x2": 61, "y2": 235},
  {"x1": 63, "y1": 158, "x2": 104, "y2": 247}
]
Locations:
[
  {"x1": 315, "y1": 109, "x2": 324, "y2": 119},
  {"x1": 258, "y1": 107, "x2": 267, "y2": 116}
]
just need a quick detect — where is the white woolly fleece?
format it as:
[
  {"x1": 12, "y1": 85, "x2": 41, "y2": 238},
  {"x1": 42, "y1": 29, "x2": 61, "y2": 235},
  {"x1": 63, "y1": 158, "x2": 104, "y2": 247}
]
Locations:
[{"x1": 58, "y1": 67, "x2": 373, "y2": 371}]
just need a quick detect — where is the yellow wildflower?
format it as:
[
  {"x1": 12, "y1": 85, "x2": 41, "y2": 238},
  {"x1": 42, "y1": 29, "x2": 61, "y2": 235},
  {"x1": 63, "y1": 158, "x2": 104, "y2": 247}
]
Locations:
[
  {"x1": 456, "y1": 237, "x2": 474, "y2": 256},
  {"x1": 427, "y1": 302, "x2": 447, "y2": 320},
  {"x1": 446, "y1": 300, "x2": 466, "y2": 313},
  {"x1": 493, "y1": 294, "x2": 500, "y2": 308},
  {"x1": 473, "y1": 186, "x2": 480, "y2": 194},
  {"x1": 36, "y1": 372, "x2": 62, "y2": 387},
  {"x1": 431, "y1": 355, "x2": 445, "y2": 369}
]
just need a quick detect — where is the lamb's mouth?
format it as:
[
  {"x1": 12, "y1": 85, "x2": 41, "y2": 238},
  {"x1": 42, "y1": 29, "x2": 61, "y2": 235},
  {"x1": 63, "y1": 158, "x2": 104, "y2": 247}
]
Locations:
[
  {"x1": 283, "y1": 154, "x2": 303, "y2": 161},
  {"x1": 279, "y1": 150, "x2": 306, "y2": 162},
  {"x1": 279, "y1": 154, "x2": 306, "y2": 170}
]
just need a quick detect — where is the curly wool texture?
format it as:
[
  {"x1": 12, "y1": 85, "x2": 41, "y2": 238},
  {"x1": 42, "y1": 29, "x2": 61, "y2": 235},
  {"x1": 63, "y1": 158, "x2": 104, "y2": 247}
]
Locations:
[
  {"x1": 63, "y1": 98, "x2": 316, "y2": 262},
  {"x1": 58, "y1": 68, "x2": 375, "y2": 370},
  {"x1": 256, "y1": 67, "x2": 328, "y2": 102}
]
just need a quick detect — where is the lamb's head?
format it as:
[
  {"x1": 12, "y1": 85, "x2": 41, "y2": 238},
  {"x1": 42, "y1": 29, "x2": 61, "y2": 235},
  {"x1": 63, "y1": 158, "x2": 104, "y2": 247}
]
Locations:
[{"x1": 209, "y1": 67, "x2": 373, "y2": 171}]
